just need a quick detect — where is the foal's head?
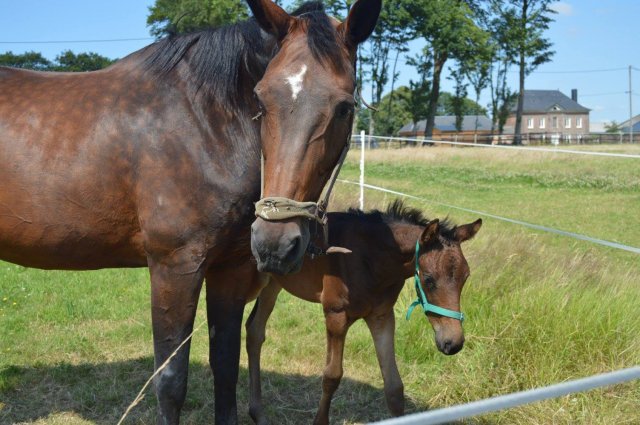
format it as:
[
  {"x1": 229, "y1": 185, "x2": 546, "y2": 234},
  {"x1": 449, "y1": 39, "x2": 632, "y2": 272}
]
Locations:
[
  {"x1": 414, "y1": 217, "x2": 482, "y2": 355},
  {"x1": 248, "y1": 0, "x2": 381, "y2": 274}
]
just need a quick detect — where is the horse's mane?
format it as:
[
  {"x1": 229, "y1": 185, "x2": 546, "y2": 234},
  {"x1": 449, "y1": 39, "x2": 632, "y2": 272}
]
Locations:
[
  {"x1": 346, "y1": 199, "x2": 457, "y2": 240},
  {"x1": 140, "y1": 1, "x2": 342, "y2": 108}
]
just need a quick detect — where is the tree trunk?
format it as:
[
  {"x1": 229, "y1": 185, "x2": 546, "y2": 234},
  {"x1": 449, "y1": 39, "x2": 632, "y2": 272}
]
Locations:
[
  {"x1": 514, "y1": 0, "x2": 528, "y2": 145},
  {"x1": 386, "y1": 49, "x2": 401, "y2": 126},
  {"x1": 425, "y1": 53, "x2": 447, "y2": 139},
  {"x1": 369, "y1": 79, "x2": 375, "y2": 138},
  {"x1": 514, "y1": 51, "x2": 525, "y2": 145}
]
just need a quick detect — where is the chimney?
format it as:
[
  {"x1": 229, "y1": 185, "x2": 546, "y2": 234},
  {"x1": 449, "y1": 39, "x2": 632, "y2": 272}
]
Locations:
[{"x1": 571, "y1": 89, "x2": 578, "y2": 102}]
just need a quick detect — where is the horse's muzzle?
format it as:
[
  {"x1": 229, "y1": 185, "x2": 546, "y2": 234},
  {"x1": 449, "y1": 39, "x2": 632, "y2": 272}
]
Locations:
[
  {"x1": 251, "y1": 217, "x2": 310, "y2": 274},
  {"x1": 435, "y1": 325, "x2": 465, "y2": 356}
]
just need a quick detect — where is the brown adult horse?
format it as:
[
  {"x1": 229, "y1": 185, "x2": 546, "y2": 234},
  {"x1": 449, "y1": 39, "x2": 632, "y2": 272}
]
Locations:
[
  {"x1": 0, "y1": 1, "x2": 381, "y2": 424},
  {"x1": 245, "y1": 201, "x2": 482, "y2": 424}
]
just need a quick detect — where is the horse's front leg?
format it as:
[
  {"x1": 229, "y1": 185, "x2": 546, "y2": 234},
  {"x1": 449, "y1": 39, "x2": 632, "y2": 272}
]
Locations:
[
  {"x1": 246, "y1": 280, "x2": 282, "y2": 425},
  {"x1": 206, "y1": 264, "x2": 257, "y2": 425},
  {"x1": 313, "y1": 308, "x2": 350, "y2": 425},
  {"x1": 149, "y1": 256, "x2": 206, "y2": 425},
  {"x1": 364, "y1": 309, "x2": 404, "y2": 416}
]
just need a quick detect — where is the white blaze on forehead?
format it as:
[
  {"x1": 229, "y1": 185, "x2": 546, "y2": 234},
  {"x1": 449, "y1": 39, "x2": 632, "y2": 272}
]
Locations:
[{"x1": 286, "y1": 64, "x2": 307, "y2": 101}]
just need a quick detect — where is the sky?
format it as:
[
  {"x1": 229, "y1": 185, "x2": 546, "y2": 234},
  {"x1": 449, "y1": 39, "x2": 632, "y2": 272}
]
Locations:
[{"x1": 1, "y1": 0, "x2": 639, "y2": 125}]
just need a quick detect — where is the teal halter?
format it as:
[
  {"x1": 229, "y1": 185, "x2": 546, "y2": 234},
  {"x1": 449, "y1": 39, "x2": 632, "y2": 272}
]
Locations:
[{"x1": 406, "y1": 241, "x2": 465, "y2": 322}]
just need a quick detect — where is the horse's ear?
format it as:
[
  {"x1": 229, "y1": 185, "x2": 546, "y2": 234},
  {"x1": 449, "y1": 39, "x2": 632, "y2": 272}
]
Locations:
[
  {"x1": 420, "y1": 219, "x2": 439, "y2": 245},
  {"x1": 246, "y1": 0, "x2": 292, "y2": 40},
  {"x1": 338, "y1": 0, "x2": 382, "y2": 47},
  {"x1": 454, "y1": 219, "x2": 482, "y2": 243}
]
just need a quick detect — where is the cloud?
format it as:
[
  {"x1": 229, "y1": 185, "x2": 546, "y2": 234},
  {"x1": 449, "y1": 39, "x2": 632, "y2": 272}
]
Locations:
[{"x1": 551, "y1": 2, "x2": 574, "y2": 16}]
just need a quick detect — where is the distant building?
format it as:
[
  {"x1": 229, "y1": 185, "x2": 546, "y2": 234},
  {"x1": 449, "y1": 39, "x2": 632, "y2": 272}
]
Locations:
[
  {"x1": 505, "y1": 89, "x2": 590, "y2": 144},
  {"x1": 619, "y1": 114, "x2": 640, "y2": 133},
  {"x1": 398, "y1": 115, "x2": 492, "y2": 141}
]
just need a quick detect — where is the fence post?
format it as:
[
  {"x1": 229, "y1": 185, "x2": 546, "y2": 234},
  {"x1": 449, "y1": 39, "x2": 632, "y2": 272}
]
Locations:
[{"x1": 360, "y1": 130, "x2": 365, "y2": 210}]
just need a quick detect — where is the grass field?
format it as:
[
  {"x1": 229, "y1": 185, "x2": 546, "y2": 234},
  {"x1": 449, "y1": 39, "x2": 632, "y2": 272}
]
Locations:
[{"x1": 1, "y1": 144, "x2": 639, "y2": 424}]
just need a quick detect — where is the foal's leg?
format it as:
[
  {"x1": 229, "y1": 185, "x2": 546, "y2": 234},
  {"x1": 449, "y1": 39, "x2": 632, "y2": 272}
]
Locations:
[
  {"x1": 205, "y1": 264, "x2": 257, "y2": 425},
  {"x1": 149, "y1": 258, "x2": 206, "y2": 425},
  {"x1": 245, "y1": 281, "x2": 282, "y2": 425},
  {"x1": 364, "y1": 309, "x2": 404, "y2": 416},
  {"x1": 313, "y1": 308, "x2": 350, "y2": 425}
]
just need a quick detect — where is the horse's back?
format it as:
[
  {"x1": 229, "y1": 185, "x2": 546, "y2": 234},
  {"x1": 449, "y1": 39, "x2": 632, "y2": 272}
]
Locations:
[{"x1": 0, "y1": 65, "x2": 149, "y2": 269}]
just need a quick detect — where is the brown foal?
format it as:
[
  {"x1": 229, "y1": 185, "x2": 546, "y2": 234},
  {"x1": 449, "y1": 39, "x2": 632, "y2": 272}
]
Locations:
[{"x1": 245, "y1": 200, "x2": 482, "y2": 425}]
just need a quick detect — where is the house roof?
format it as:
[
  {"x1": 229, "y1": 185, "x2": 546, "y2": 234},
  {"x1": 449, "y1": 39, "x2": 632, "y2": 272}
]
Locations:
[
  {"x1": 399, "y1": 115, "x2": 493, "y2": 134},
  {"x1": 512, "y1": 90, "x2": 590, "y2": 113},
  {"x1": 619, "y1": 114, "x2": 640, "y2": 133}
]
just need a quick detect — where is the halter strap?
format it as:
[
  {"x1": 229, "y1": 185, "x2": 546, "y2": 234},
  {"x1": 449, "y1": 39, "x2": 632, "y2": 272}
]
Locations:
[{"x1": 406, "y1": 241, "x2": 465, "y2": 322}]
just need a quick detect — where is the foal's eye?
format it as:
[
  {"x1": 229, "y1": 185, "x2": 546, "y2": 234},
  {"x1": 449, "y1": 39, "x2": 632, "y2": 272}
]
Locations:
[{"x1": 423, "y1": 274, "x2": 436, "y2": 290}]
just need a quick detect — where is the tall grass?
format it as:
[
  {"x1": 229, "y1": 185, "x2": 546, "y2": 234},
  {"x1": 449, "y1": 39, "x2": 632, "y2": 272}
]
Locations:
[{"x1": 1, "y1": 146, "x2": 638, "y2": 424}]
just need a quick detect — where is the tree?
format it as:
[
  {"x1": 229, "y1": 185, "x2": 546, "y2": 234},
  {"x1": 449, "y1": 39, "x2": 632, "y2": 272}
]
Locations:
[
  {"x1": 604, "y1": 121, "x2": 622, "y2": 134},
  {"x1": 406, "y1": 47, "x2": 432, "y2": 126},
  {"x1": 0, "y1": 50, "x2": 114, "y2": 72},
  {"x1": 53, "y1": 51, "x2": 115, "y2": 72},
  {"x1": 491, "y1": 0, "x2": 557, "y2": 144},
  {"x1": 147, "y1": 0, "x2": 249, "y2": 37},
  {"x1": 488, "y1": 44, "x2": 512, "y2": 134},
  {"x1": 462, "y1": 44, "x2": 492, "y2": 134},
  {"x1": 373, "y1": 86, "x2": 413, "y2": 136},
  {"x1": 406, "y1": 0, "x2": 487, "y2": 138},
  {"x1": 0, "y1": 51, "x2": 51, "y2": 70},
  {"x1": 448, "y1": 67, "x2": 469, "y2": 132},
  {"x1": 437, "y1": 92, "x2": 486, "y2": 116}
]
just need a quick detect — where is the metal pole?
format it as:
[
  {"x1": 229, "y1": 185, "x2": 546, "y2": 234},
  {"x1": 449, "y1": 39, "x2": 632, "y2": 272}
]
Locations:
[
  {"x1": 370, "y1": 366, "x2": 640, "y2": 425},
  {"x1": 630, "y1": 65, "x2": 634, "y2": 143},
  {"x1": 359, "y1": 130, "x2": 365, "y2": 210}
]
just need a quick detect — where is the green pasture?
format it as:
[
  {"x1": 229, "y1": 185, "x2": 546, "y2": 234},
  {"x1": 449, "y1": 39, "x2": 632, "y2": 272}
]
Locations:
[{"x1": 1, "y1": 145, "x2": 639, "y2": 424}]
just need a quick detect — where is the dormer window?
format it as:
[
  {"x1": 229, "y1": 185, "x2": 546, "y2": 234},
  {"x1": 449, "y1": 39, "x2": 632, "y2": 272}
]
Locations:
[{"x1": 551, "y1": 104, "x2": 563, "y2": 111}]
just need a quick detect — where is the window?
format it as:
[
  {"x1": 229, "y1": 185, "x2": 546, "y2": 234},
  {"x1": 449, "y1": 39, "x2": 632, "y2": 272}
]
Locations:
[
  {"x1": 527, "y1": 118, "x2": 534, "y2": 129},
  {"x1": 552, "y1": 117, "x2": 558, "y2": 128},
  {"x1": 576, "y1": 117, "x2": 583, "y2": 129},
  {"x1": 539, "y1": 117, "x2": 546, "y2": 129},
  {"x1": 565, "y1": 117, "x2": 571, "y2": 128}
]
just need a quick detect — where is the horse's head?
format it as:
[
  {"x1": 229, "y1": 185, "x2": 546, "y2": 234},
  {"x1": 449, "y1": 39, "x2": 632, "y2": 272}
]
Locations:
[
  {"x1": 415, "y1": 218, "x2": 482, "y2": 355},
  {"x1": 248, "y1": 0, "x2": 381, "y2": 274}
]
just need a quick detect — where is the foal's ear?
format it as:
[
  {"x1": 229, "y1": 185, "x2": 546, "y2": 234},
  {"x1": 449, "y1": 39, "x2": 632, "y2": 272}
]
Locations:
[
  {"x1": 338, "y1": 0, "x2": 382, "y2": 47},
  {"x1": 246, "y1": 0, "x2": 292, "y2": 40},
  {"x1": 420, "y1": 219, "x2": 440, "y2": 245},
  {"x1": 454, "y1": 219, "x2": 483, "y2": 243}
]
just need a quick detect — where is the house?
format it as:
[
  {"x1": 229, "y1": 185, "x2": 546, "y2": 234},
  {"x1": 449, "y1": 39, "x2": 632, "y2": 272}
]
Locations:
[
  {"x1": 398, "y1": 115, "x2": 492, "y2": 142},
  {"x1": 619, "y1": 114, "x2": 640, "y2": 134},
  {"x1": 505, "y1": 89, "x2": 590, "y2": 144}
]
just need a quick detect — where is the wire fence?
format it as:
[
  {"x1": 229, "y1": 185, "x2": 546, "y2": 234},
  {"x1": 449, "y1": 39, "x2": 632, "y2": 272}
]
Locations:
[
  {"x1": 350, "y1": 134, "x2": 640, "y2": 158},
  {"x1": 351, "y1": 132, "x2": 640, "y2": 147},
  {"x1": 338, "y1": 179, "x2": 640, "y2": 255}
]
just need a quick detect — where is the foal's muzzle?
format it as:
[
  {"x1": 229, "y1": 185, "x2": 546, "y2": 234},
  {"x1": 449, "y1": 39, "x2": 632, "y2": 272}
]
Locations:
[
  {"x1": 251, "y1": 217, "x2": 310, "y2": 274},
  {"x1": 434, "y1": 324, "x2": 465, "y2": 356}
]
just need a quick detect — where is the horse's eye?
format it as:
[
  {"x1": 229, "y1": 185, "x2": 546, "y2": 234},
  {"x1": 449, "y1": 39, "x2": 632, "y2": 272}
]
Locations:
[
  {"x1": 423, "y1": 274, "x2": 436, "y2": 290},
  {"x1": 252, "y1": 96, "x2": 265, "y2": 121},
  {"x1": 253, "y1": 92, "x2": 265, "y2": 111},
  {"x1": 335, "y1": 102, "x2": 354, "y2": 119}
]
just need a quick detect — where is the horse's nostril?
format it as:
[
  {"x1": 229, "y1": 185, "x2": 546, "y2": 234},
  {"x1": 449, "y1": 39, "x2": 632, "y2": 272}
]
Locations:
[
  {"x1": 443, "y1": 340, "x2": 452, "y2": 353},
  {"x1": 287, "y1": 236, "x2": 301, "y2": 258}
]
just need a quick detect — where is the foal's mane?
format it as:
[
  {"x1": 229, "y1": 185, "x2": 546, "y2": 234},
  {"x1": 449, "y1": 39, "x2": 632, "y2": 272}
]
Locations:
[
  {"x1": 141, "y1": 2, "x2": 342, "y2": 107},
  {"x1": 347, "y1": 199, "x2": 456, "y2": 240}
]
